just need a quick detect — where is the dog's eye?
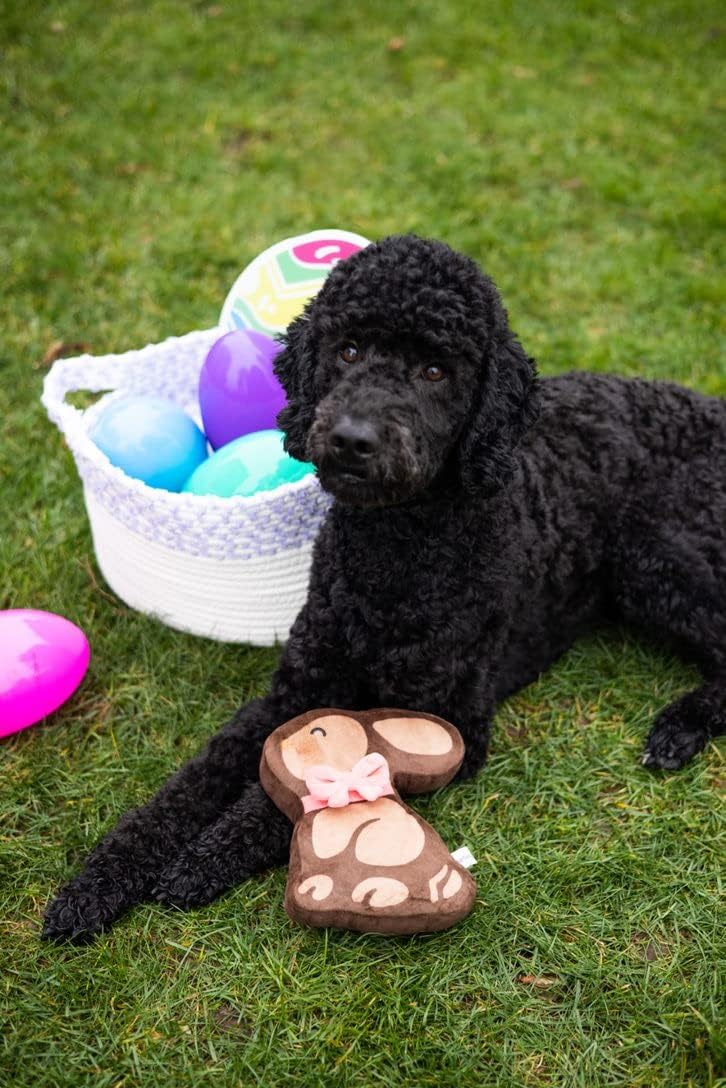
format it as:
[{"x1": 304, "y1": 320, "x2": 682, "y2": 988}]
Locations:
[
  {"x1": 310, "y1": 727, "x2": 327, "y2": 737},
  {"x1": 338, "y1": 343, "x2": 358, "y2": 364},
  {"x1": 421, "y1": 365, "x2": 445, "y2": 382}
]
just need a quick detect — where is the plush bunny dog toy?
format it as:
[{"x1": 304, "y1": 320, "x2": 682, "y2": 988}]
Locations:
[{"x1": 259, "y1": 708, "x2": 477, "y2": 935}]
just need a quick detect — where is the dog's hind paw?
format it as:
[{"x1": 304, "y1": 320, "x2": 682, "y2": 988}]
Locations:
[
  {"x1": 642, "y1": 729, "x2": 707, "y2": 771},
  {"x1": 642, "y1": 689, "x2": 717, "y2": 771}
]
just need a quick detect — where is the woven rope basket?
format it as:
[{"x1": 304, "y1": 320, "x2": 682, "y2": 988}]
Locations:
[{"x1": 41, "y1": 328, "x2": 331, "y2": 645}]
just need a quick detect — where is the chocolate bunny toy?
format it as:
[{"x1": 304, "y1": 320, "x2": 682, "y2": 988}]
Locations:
[{"x1": 260, "y1": 708, "x2": 477, "y2": 935}]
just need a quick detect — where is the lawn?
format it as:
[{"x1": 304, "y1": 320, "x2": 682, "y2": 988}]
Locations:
[{"x1": 1, "y1": 2, "x2": 724, "y2": 1085}]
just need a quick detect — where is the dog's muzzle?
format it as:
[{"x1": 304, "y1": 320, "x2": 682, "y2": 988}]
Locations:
[
  {"x1": 327, "y1": 415, "x2": 380, "y2": 477},
  {"x1": 306, "y1": 394, "x2": 422, "y2": 506}
]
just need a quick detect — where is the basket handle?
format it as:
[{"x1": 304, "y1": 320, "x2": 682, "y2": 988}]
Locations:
[
  {"x1": 41, "y1": 329, "x2": 220, "y2": 441},
  {"x1": 42, "y1": 351, "x2": 128, "y2": 440}
]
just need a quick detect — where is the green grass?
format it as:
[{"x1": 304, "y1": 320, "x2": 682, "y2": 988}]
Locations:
[{"x1": 1, "y1": 1, "x2": 725, "y2": 1085}]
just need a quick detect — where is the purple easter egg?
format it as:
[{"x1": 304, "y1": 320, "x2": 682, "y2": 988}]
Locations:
[
  {"x1": 0, "y1": 610, "x2": 90, "y2": 737},
  {"x1": 199, "y1": 330, "x2": 287, "y2": 450}
]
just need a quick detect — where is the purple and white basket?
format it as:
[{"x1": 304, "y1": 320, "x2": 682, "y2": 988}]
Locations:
[{"x1": 42, "y1": 328, "x2": 330, "y2": 645}]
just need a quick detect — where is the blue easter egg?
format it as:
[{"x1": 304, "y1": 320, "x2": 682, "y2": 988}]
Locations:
[
  {"x1": 90, "y1": 395, "x2": 208, "y2": 491},
  {"x1": 182, "y1": 429, "x2": 314, "y2": 498}
]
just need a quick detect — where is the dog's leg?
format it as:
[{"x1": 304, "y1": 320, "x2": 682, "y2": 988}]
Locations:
[
  {"x1": 153, "y1": 783, "x2": 292, "y2": 909},
  {"x1": 611, "y1": 506, "x2": 726, "y2": 771},
  {"x1": 41, "y1": 696, "x2": 293, "y2": 942},
  {"x1": 42, "y1": 599, "x2": 360, "y2": 942}
]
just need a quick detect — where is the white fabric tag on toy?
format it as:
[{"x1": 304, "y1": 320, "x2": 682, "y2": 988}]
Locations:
[{"x1": 450, "y1": 845, "x2": 477, "y2": 869}]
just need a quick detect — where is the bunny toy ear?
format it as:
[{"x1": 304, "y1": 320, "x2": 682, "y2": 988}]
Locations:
[{"x1": 367, "y1": 710, "x2": 466, "y2": 795}]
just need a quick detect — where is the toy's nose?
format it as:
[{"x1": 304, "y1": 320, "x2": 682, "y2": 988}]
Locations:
[{"x1": 329, "y1": 416, "x2": 379, "y2": 462}]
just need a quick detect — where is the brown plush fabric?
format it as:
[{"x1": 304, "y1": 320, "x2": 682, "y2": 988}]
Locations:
[{"x1": 259, "y1": 708, "x2": 477, "y2": 935}]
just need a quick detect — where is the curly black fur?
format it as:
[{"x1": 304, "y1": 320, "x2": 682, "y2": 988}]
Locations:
[{"x1": 43, "y1": 235, "x2": 726, "y2": 942}]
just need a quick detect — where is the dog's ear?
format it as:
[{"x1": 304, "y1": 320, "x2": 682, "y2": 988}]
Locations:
[
  {"x1": 458, "y1": 334, "x2": 539, "y2": 496},
  {"x1": 274, "y1": 314, "x2": 318, "y2": 462}
]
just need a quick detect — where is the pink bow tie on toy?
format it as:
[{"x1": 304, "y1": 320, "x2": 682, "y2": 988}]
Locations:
[{"x1": 302, "y1": 753, "x2": 395, "y2": 813}]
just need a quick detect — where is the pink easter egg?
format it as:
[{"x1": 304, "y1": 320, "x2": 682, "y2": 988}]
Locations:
[{"x1": 0, "y1": 610, "x2": 90, "y2": 737}]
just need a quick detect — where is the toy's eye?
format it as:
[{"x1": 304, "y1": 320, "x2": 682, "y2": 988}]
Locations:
[
  {"x1": 421, "y1": 364, "x2": 445, "y2": 382},
  {"x1": 338, "y1": 343, "x2": 358, "y2": 364},
  {"x1": 310, "y1": 726, "x2": 327, "y2": 737}
]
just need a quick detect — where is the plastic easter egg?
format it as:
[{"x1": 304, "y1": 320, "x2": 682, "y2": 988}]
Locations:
[
  {"x1": 182, "y1": 429, "x2": 314, "y2": 498},
  {"x1": 199, "y1": 330, "x2": 286, "y2": 450},
  {"x1": 90, "y1": 395, "x2": 208, "y2": 491},
  {"x1": 0, "y1": 610, "x2": 90, "y2": 737},
  {"x1": 219, "y1": 229, "x2": 370, "y2": 337}
]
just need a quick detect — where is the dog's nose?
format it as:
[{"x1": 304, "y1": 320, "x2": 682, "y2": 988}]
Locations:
[{"x1": 329, "y1": 416, "x2": 379, "y2": 461}]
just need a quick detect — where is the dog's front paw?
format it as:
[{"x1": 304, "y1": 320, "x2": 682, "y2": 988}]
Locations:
[
  {"x1": 153, "y1": 852, "x2": 226, "y2": 911},
  {"x1": 42, "y1": 875, "x2": 131, "y2": 943}
]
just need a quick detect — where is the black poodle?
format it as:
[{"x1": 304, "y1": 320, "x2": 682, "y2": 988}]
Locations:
[{"x1": 43, "y1": 234, "x2": 726, "y2": 942}]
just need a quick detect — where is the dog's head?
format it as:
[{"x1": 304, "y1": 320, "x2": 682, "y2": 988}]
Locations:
[{"x1": 275, "y1": 234, "x2": 538, "y2": 507}]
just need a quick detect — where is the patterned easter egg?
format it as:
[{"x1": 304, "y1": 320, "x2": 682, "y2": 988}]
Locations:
[{"x1": 219, "y1": 230, "x2": 370, "y2": 337}]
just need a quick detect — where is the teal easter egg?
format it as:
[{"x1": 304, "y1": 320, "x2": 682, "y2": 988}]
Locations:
[
  {"x1": 182, "y1": 429, "x2": 315, "y2": 498},
  {"x1": 90, "y1": 395, "x2": 208, "y2": 492}
]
